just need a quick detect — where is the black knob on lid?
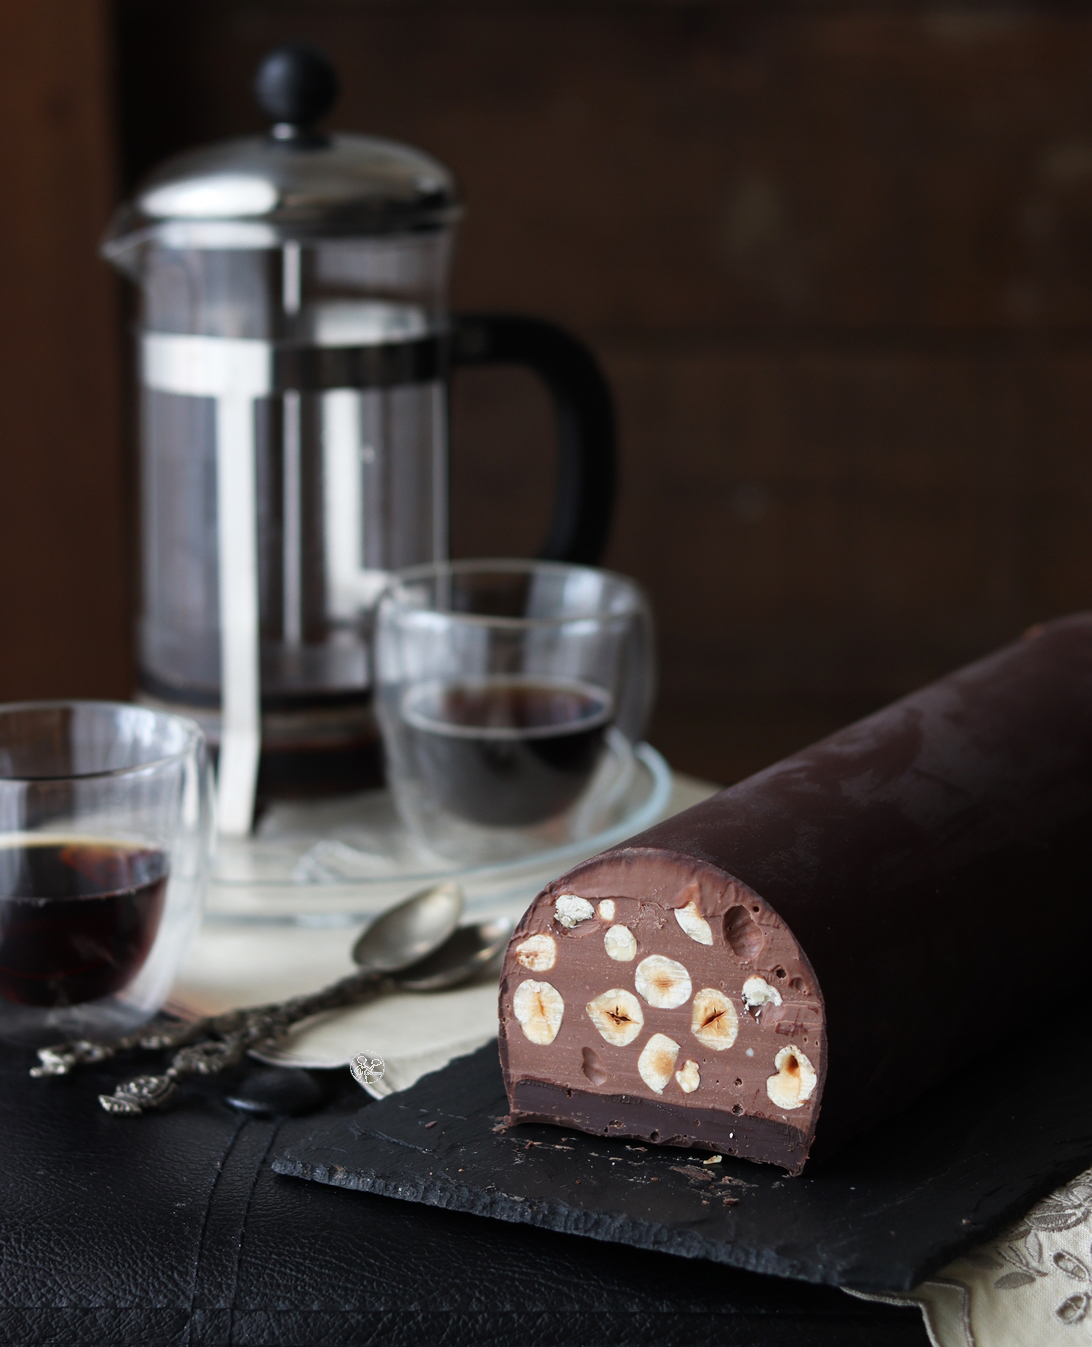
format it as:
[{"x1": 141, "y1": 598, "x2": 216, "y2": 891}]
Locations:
[{"x1": 254, "y1": 44, "x2": 339, "y2": 138}]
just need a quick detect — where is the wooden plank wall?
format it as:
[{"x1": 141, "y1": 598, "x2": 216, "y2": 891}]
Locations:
[
  {"x1": 0, "y1": 0, "x2": 129, "y2": 701},
  {"x1": 22, "y1": 0, "x2": 1092, "y2": 784}
]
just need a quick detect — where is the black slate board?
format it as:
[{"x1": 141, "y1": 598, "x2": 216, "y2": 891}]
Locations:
[{"x1": 274, "y1": 1032, "x2": 1092, "y2": 1292}]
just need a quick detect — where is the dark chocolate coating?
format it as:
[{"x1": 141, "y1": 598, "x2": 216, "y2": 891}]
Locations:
[{"x1": 500, "y1": 613, "x2": 1092, "y2": 1168}]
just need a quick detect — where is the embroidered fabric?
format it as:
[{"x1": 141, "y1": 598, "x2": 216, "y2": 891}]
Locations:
[{"x1": 849, "y1": 1168, "x2": 1092, "y2": 1345}]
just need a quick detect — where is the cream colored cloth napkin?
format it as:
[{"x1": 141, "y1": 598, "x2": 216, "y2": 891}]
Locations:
[
  {"x1": 249, "y1": 982, "x2": 500, "y2": 1097},
  {"x1": 848, "y1": 1168, "x2": 1092, "y2": 1345}
]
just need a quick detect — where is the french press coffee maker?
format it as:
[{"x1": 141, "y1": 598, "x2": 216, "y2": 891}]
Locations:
[{"x1": 103, "y1": 46, "x2": 614, "y2": 834}]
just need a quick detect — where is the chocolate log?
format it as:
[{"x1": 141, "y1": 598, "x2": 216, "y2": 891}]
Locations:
[{"x1": 498, "y1": 614, "x2": 1092, "y2": 1174}]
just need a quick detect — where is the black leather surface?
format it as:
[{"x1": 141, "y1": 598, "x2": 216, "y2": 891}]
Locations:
[{"x1": 0, "y1": 1044, "x2": 930, "y2": 1346}]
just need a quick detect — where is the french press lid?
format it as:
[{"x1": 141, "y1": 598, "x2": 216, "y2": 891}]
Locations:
[{"x1": 103, "y1": 44, "x2": 460, "y2": 268}]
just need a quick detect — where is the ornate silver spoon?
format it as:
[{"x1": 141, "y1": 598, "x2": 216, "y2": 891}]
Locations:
[
  {"x1": 31, "y1": 881, "x2": 467, "y2": 1113},
  {"x1": 97, "y1": 906, "x2": 509, "y2": 1116}
]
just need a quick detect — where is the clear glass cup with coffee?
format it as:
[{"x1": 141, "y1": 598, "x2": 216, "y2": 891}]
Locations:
[
  {"x1": 0, "y1": 703, "x2": 212, "y2": 1045},
  {"x1": 374, "y1": 561, "x2": 655, "y2": 862}
]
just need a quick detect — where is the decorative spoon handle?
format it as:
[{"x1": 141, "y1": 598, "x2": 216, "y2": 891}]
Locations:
[
  {"x1": 30, "y1": 1014, "x2": 210, "y2": 1077},
  {"x1": 96, "y1": 967, "x2": 389, "y2": 1115},
  {"x1": 30, "y1": 1000, "x2": 289, "y2": 1078},
  {"x1": 31, "y1": 966, "x2": 387, "y2": 1114}
]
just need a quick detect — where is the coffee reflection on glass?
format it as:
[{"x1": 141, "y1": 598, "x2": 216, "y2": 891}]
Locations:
[{"x1": 401, "y1": 677, "x2": 614, "y2": 827}]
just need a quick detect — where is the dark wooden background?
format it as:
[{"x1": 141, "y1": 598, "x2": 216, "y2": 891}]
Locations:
[{"x1": 4, "y1": 0, "x2": 1092, "y2": 783}]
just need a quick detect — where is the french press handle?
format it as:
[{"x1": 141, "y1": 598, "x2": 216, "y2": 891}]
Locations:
[{"x1": 450, "y1": 314, "x2": 617, "y2": 566}]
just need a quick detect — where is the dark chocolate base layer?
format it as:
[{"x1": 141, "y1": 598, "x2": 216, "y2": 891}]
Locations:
[{"x1": 508, "y1": 1077, "x2": 810, "y2": 1174}]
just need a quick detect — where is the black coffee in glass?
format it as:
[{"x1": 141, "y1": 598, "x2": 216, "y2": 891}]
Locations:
[
  {"x1": 401, "y1": 678, "x2": 613, "y2": 827},
  {"x1": 0, "y1": 840, "x2": 169, "y2": 1007}
]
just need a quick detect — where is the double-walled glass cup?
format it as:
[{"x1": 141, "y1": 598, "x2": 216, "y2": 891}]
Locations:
[
  {"x1": 0, "y1": 703, "x2": 212, "y2": 1045},
  {"x1": 375, "y1": 561, "x2": 655, "y2": 863}
]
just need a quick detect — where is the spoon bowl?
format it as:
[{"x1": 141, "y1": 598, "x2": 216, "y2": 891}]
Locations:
[
  {"x1": 395, "y1": 918, "x2": 511, "y2": 992},
  {"x1": 351, "y1": 881, "x2": 463, "y2": 973}
]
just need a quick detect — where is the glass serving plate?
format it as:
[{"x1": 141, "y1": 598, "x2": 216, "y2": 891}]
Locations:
[{"x1": 207, "y1": 742, "x2": 672, "y2": 925}]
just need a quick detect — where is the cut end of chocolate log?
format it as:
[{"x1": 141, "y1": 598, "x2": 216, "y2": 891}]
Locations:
[
  {"x1": 499, "y1": 614, "x2": 1092, "y2": 1175},
  {"x1": 500, "y1": 865, "x2": 823, "y2": 1175}
]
